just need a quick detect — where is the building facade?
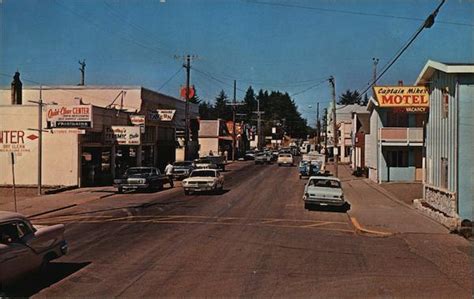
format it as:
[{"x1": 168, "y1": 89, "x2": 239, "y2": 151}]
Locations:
[
  {"x1": 415, "y1": 60, "x2": 473, "y2": 224},
  {"x1": 0, "y1": 81, "x2": 199, "y2": 187},
  {"x1": 365, "y1": 86, "x2": 428, "y2": 183}
]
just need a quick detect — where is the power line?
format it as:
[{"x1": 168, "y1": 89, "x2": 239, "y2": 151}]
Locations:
[
  {"x1": 246, "y1": 0, "x2": 473, "y2": 28},
  {"x1": 193, "y1": 67, "x2": 246, "y2": 94},
  {"x1": 53, "y1": 0, "x2": 174, "y2": 60},
  {"x1": 291, "y1": 79, "x2": 328, "y2": 97},
  {"x1": 157, "y1": 68, "x2": 182, "y2": 91},
  {"x1": 359, "y1": 0, "x2": 446, "y2": 96}
]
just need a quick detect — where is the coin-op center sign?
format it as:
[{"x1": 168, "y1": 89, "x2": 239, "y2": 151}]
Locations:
[
  {"x1": 373, "y1": 86, "x2": 429, "y2": 112},
  {"x1": 46, "y1": 105, "x2": 93, "y2": 128}
]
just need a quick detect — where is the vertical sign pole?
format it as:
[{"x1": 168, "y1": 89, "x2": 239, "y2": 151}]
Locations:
[
  {"x1": 11, "y1": 152, "x2": 17, "y2": 212},
  {"x1": 38, "y1": 85, "x2": 43, "y2": 195}
]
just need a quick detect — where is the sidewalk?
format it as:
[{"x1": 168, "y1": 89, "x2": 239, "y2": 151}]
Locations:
[
  {"x1": 327, "y1": 164, "x2": 447, "y2": 235},
  {"x1": 0, "y1": 161, "x2": 252, "y2": 218}
]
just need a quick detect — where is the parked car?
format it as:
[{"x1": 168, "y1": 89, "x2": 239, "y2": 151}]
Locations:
[
  {"x1": 194, "y1": 158, "x2": 218, "y2": 170},
  {"x1": 113, "y1": 167, "x2": 172, "y2": 193},
  {"x1": 182, "y1": 169, "x2": 224, "y2": 195},
  {"x1": 205, "y1": 155, "x2": 226, "y2": 171},
  {"x1": 277, "y1": 153, "x2": 294, "y2": 166},
  {"x1": 172, "y1": 161, "x2": 195, "y2": 180},
  {"x1": 0, "y1": 211, "x2": 68, "y2": 287},
  {"x1": 271, "y1": 151, "x2": 279, "y2": 161},
  {"x1": 244, "y1": 150, "x2": 256, "y2": 160},
  {"x1": 254, "y1": 153, "x2": 271, "y2": 165},
  {"x1": 302, "y1": 176, "x2": 346, "y2": 209}
]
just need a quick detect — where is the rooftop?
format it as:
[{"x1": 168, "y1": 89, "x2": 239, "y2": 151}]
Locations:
[{"x1": 415, "y1": 60, "x2": 474, "y2": 85}]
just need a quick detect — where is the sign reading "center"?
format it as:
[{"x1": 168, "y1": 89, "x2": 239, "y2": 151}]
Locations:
[{"x1": 374, "y1": 86, "x2": 429, "y2": 108}]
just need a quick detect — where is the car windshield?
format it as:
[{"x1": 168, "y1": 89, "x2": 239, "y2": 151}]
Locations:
[
  {"x1": 126, "y1": 168, "x2": 152, "y2": 175},
  {"x1": 309, "y1": 179, "x2": 341, "y2": 189},
  {"x1": 174, "y1": 162, "x2": 192, "y2": 167},
  {"x1": 196, "y1": 160, "x2": 211, "y2": 164},
  {"x1": 280, "y1": 154, "x2": 291, "y2": 157},
  {"x1": 190, "y1": 170, "x2": 216, "y2": 177}
]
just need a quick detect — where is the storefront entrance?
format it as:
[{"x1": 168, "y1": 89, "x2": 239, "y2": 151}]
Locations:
[{"x1": 81, "y1": 147, "x2": 113, "y2": 187}]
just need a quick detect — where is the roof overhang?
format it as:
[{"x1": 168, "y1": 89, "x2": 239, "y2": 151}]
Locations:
[{"x1": 415, "y1": 60, "x2": 474, "y2": 85}]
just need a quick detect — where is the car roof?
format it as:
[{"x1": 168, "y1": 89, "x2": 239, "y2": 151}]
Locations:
[
  {"x1": 308, "y1": 176, "x2": 341, "y2": 182},
  {"x1": 0, "y1": 211, "x2": 28, "y2": 222},
  {"x1": 193, "y1": 168, "x2": 217, "y2": 172}
]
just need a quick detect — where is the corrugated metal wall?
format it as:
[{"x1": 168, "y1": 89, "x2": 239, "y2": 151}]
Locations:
[{"x1": 426, "y1": 70, "x2": 458, "y2": 192}]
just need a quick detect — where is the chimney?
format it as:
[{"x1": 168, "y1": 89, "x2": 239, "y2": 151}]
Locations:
[
  {"x1": 398, "y1": 80, "x2": 404, "y2": 86},
  {"x1": 11, "y1": 71, "x2": 22, "y2": 105}
]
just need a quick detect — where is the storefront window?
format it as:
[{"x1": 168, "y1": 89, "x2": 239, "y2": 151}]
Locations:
[{"x1": 388, "y1": 150, "x2": 408, "y2": 167}]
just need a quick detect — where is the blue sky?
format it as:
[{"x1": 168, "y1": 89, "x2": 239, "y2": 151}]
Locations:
[{"x1": 1, "y1": 0, "x2": 473, "y2": 125}]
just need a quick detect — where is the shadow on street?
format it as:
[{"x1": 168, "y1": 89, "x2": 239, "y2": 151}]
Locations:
[
  {"x1": 1, "y1": 262, "x2": 90, "y2": 298},
  {"x1": 306, "y1": 202, "x2": 351, "y2": 213}
]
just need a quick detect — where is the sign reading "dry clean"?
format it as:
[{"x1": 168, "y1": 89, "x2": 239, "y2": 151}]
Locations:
[{"x1": 374, "y1": 86, "x2": 429, "y2": 109}]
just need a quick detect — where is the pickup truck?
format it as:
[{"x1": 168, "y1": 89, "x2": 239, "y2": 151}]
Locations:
[
  {"x1": 113, "y1": 167, "x2": 172, "y2": 193},
  {"x1": 0, "y1": 211, "x2": 68, "y2": 287}
]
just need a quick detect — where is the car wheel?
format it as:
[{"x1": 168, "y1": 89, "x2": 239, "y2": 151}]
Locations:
[
  {"x1": 184, "y1": 190, "x2": 189, "y2": 195},
  {"x1": 278, "y1": 164, "x2": 281, "y2": 166},
  {"x1": 219, "y1": 183, "x2": 224, "y2": 191},
  {"x1": 117, "y1": 187, "x2": 123, "y2": 194},
  {"x1": 304, "y1": 203, "x2": 311, "y2": 210}
]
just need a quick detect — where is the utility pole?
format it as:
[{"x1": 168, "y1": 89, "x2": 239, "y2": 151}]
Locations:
[
  {"x1": 78, "y1": 59, "x2": 86, "y2": 86},
  {"x1": 316, "y1": 102, "x2": 320, "y2": 152},
  {"x1": 372, "y1": 57, "x2": 379, "y2": 95},
  {"x1": 183, "y1": 55, "x2": 191, "y2": 161},
  {"x1": 323, "y1": 108, "x2": 328, "y2": 159},
  {"x1": 253, "y1": 100, "x2": 265, "y2": 150},
  {"x1": 226, "y1": 80, "x2": 244, "y2": 161},
  {"x1": 329, "y1": 76, "x2": 338, "y2": 178},
  {"x1": 28, "y1": 86, "x2": 44, "y2": 195}
]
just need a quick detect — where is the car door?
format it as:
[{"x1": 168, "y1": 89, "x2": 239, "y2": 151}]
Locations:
[{"x1": 0, "y1": 221, "x2": 38, "y2": 283}]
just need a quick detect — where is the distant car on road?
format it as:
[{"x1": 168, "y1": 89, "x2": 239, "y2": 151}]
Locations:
[
  {"x1": 0, "y1": 211, "x2": 68, "y2": 288},
  {"x1": 244, "y1": 150, "x2": 256, "y2": 160},
  {"x1": 303, "y1": 176, "x2": 346, "y2": 209},
  {"x1": 172, "y1": 161, "x2": 195, "y2": 180},
  {"x1": 254, "y1": 152, "x2": 271, "y2": 165},
  {"x1": 194, "y1": 158, "x2": 218, "y2": 170},
  {"x1": 182, "y1": 169, "x2": 224, "y2": 195},
  {"x1": 114, "y1": 167, "x2": 172, "y2": 193},
  {"x1": 277, "y1": 153, "x2": 294, "y2": 166}
]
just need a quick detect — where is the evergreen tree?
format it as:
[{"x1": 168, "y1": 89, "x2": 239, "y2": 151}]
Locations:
[
  {"x1": 338, "y1": 89, "x2": 362, "y2": 105},
  {"x1": 214, "y1": 90, "x2": 232, "y2": 120}
]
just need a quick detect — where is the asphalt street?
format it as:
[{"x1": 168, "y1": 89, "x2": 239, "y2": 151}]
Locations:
[{"x1": 3, "y1": 161, "x2": 471, "y2": 298}]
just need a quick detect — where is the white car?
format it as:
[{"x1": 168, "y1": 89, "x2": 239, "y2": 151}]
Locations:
[
  {"x1": 182, "y1": 169, "x2": 224, "y2": 195},
  {"x1": 303, "y1": 176, "x2": 346, "y2": 209},
  {"x1": 277, "y1": 153, "x2": 294, "y2": 166},
  {"x1": 0, "y1": 211, "x2": 68, "y2": 287}
]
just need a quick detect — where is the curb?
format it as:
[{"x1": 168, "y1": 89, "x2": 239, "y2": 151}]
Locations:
[
  {"x1": 28, "y1": 204, "x2": 77, "y2": 219},
  {"x1": 348, "y1": 215, "x2": 394, "y2": 237}
]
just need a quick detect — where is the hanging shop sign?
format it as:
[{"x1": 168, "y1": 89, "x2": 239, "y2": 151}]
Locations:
[
  {"x1": 373, "y1": 86, "x2": 429, "y2": 112},
  {"x1": 105, "y1": 126, "x2": 141, "y2": 145},
  {"x1": 130, "y1": 115, "x2": 145, "y2": 126},
  {"x1": 46, "y1": 105, "x2": 93, "y2": 128},
  {"x1": 157, "y1": 109, "x2": 176, "y2": 121}
]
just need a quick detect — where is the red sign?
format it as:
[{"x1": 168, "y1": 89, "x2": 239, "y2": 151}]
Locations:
[{"x1": 180, "y1": 85, "x2": 195, "y2": 99}]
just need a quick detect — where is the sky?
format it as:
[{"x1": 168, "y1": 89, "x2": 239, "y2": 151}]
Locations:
[{"x1": 1, "y1": 0, "x2": 473, "y2": 125}]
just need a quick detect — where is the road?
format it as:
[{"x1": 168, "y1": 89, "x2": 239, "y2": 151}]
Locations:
[{"x1": 3, "y1": 161, "x2": 471, "y2": 297}]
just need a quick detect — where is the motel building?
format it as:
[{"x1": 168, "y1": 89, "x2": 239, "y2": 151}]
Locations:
[
  {"x1": 0, "y1": 73, "x2": 199, "y2": 188},
  {"x1": 414, "y1": 60, "x2": 473, "y2": 227},
  {"x1": 365, "y1": 85, "x2": 428, "y2": 183}
]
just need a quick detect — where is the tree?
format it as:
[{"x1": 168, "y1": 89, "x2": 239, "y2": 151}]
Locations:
[
  {"x1": 214, "y1": 90, "x2": 232, "y2": 120},
  {"x1": 198, "y1": 101, "x2": 215, "y2": 119},
  {"x1": 242, "y1": 86, "x2": 257, "y2": 123},
  {"x1": 362, "y1": 93, "x2": 369, "y2": 106},
  {"x1": 338, "y1": 89, "x2": 362, "y2": 105},
  {"x1": 188, "y1": 85, "x2": 201, "y2": 104}
]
